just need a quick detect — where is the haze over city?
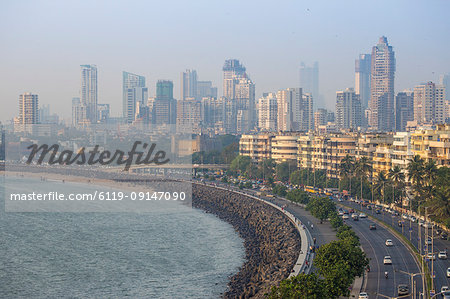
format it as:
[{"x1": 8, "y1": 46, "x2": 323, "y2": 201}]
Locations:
[{"x1": 1, "y1": 0, "x2": 449, "y2": 122}]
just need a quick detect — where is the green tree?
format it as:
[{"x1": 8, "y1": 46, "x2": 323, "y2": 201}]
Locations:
[
  {"x1": 267, "y1": 273, "x2": 328, "y2": 299},
  {"x1": 355, "y1": 157, "x2": 372, "y2": 200},
  {"x1": 286, "y1": 189, "x2": 310, "y2": 205},
  {"x1": 388, "y1": 165, "x2": 405, "y2": 206},
  {"x1": 272, "y1": 184, "x2": 287, "y2": 197},
  {"x1": 340, "y1": 155, "x2": 355, "y2": 196},
  {"x1": 230, "y1": 155, "x2": 251, "y2": 173},
  {"x1": 276, "y1": 161, "x2": 297, "y2": 183},
  {"x1": 307, "y1": 197, "x2": 336, "y2": 223},
  {"x1": 314, "y1": 240, "x2": 369, "y2": 297},
  {"x1": 407, "y1": 155, "x2": 425, "y2": 203}
]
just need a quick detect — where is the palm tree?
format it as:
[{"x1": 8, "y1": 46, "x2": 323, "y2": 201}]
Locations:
[
  {"x1": 374, "y1": 171, "x2": 389, "y2": 204},
  {"x1": 427, "y1": 186, "x2": 450, "y2": 221},
  {"x1": 407, "y1": 155, "x2": 425, "y2": 203},
  {"x1": 388, "y1": 166, "x2": 406, "y2": 206},
  {"x1": 422, "y1": 160, "x2": 438, "y2": 199},
  {"x1": 356, "y1": 157, "x2": 372, "y2": 201},
  {"x1": 340, "y1": 154, "x2": 355, "y2": 196}
]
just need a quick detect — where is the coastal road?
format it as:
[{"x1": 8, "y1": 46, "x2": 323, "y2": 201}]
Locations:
[
  {"x1": 344, "y1": 200, "x2": 450, "y2": 295},
  {"x1": 342, "y1": 212, "x2": 423, "y2": 298}
]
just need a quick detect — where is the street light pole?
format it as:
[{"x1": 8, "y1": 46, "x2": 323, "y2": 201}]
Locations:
[{"x1": 395, "y1": 269, "x2": 424, "y2": 299}]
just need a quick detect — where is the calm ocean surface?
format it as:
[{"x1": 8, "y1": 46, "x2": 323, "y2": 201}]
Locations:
[{"x1": 0, "y1": 176, "x2": 245, "y2": 298}]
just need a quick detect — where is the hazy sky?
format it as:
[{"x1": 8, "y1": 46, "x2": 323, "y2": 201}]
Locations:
[{"x1": 1, "y1": 0, "x2": 449, "y2": 123}]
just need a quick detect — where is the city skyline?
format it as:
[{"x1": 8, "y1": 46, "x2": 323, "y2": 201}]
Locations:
[{"x1": 1, "y1": 1, "x2": 449, "y2": 122}]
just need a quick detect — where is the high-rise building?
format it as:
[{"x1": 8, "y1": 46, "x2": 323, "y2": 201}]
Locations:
[
  {"x1": 176, "y1": 98, "x2": 202, "y2": 133},
  {"x1": 302, "y1": 93, "x2": 314, "y2": 131},
  {"x1": 395, "y1": 91, "x2": 414, "y2": 131},
  {"x1": 335, "y1": 88, "x2": 362, "y2": 130},
  {"x1": 72, "y1": 97, "x2": 86, "y2": 127},
  {"x1": 97, "y1": 104, "x2": 110, "y2": 123},
  {"x1": 223, "y1": 59, "x2": 246, "y2": 99},
  {"x1": 197, "y1": 81, "x2": 217, "y2": 99},
  {"x1": 257, "y1": 93, "x2": 277, "y2": 132},
  {"x1": 440, "y1": 74, "x2": 450, "y2": 122},
  {"x1": 153, "y1": 80, "x2": 176, "y2": 124},
  {"x1": 234, "y1": 77, "x2": 255, "y2": 133},
  {"x1": 276, "y1": 88, "x2": 303, "y2": 132},
  {"x1": 222, "y1": 59, "x2": 255, "y2": 133},
  {"x1": 299, "y1": 62, "x2": 319, "y2": 108},
  {"x1": 181, "y1": 69, "x2": 198, "y2": 100},
  {"x1": 80, "y1": 65, "x2": 98, "y2": 124},
  {"x1": 18, "y1": 93, "x2": 39, "y2": 125},
  {"x1": 368, "y1": 37, "x2": 395, "y2": 131},
  {"x1": 355, "y1": 54, "x2": 371, "y2": 109},
  {"x1": 314, "y1": 108, "x2": 328, "y2": 129},
  {"x1": 440, "y1": 74, "x2": 449, "y2": 102},
  {"x1": 123, "y1": 72, "x2": 147, "y2": 124},
  {"x1": 413, "y1": 82, "x2": 445, "y2": 125}
]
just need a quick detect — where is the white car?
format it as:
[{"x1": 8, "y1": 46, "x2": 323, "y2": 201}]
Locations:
[
  {"x1": 385, "y1": 239, "x2": 394, "y2": 246},
  {"x1": 343, "y1": 214, "x2": 349, "y2": 219},
  {"x1": 426, "y1": 252, "x2": 436, "y2": 260},
  {"x1": 442, "y1": 286, "x2": 449, "y2": 293},
  {"x1": 359, "y1": 213, "x2": 367, "y2": 218},
  {"x1": 358, "y1": 292, "x2": 369, "y2": 299},
  {"x1": 447, "y1": 267, "x2": 450, "y2": 278},
  {"x1": 383, "y1": 255, "x2": 392, "y2": 265},
  {"x1": 402, "y1": 214, "x2": 409, "y2": 219},
  {"x1": 438, "y1": 251, "x2": 448, "y2": 260}
]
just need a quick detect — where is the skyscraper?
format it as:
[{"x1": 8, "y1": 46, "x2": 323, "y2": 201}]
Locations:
[
  {"x1": 368, "y1": 37, "x2": 395, "y2": 131},
  {"x1": 181, "y1": 69, "x2": 198, "y2": 100},
  {"x1": 18, "y1": 93, "x2": 39, "y2": 125},
  {"x1": 355, "y1": 54, "x2": 371, "y2": 110},
  {"x1": 123, "y1": 71, "x2": 147, "y2": 124},
  {"x1": 299, "y1": 62, "x2": 319, "y2": 108},
  {"x1": 335, "y1": 88, "x2": 362, "y2": 130},
  {"x1": 80, "y1": 65, "x2": 98, "y2": 124},
  {"x1": 0, "y1": 123, "x2": 5, "y2": 162},
  {"x1": 223, "y1": 59, "x2": 246, "y2": 99},
  {"x1": 222, "y1": 59, "x2": 255, "y2": 133},
  {"x1": 302, "y1": 93, "x2": 314, "y2": 131},
  {"x1": 276, "y1": 88, "x2": 303, "y2": 132},
  {"x1": 257, "y1": 93, "x2": 277, "y2": 132},
  {"x1": 153, "y1": 80, "x2": 176, "y2": 124},
  {"x1": 234, "y1": 77, "x2": 255, "y2": 133},
  {"x1": 197, "y1": 81, "x2": 217, "y2": 99},
  {"x1": 413, "y1": 82, "x2": 445, "y2": 125},
  {"x1": 314, "y1": 108, "x2": 328, "y2": 129},
  {"x1": 395, "y1": 91, "x2": 414, "y2": 131}
]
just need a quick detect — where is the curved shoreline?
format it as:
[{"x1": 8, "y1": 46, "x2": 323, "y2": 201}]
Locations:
[{"x1": 193, "y1": 184, "x2": 301, "y2": 298}]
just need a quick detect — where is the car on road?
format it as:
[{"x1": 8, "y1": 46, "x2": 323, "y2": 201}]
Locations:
[
  {"x1": 359, "y1": 213, "x2": 367, "y2": 218},
  {"x1": 441, "y1": 233, "x2": 448, "y2": 240},
  {"x1": 442, "y1": 286, "x2": 450, "y2": 299},
  {"x1": 426, "y1": 238, "x2": 432, "y2": 245},
  {"x1": 397, "y1": 284, "x2": 409, "y2": 296},
  {"x1": 438, "y1": 251, "x2": 448, "y2": 260},
  {"x1": 352, "y1": 213, "x2": 359, "y2": 221},
  {"x1": 358, "y1": 292, "x2": 369, "y2": 299},
  {"x1": 343, "y1": 214, "x2": 349, "y2": 220},
  {"x1": 426, "y1": 252, "x2": 436, "y2": 260},
  {"x1": 398, "y1": 220, "x2": 403, "y2": 227},
  {"x1": 375, "y1": 209, "x2": 381, "y2": 214},
  {"x1": 402, "y1": 214, "x2": 409, "y2": 220},
  {"x1": 409, "y1": 215, "x2": 417, "y2": 222},
  {"x1": 385, "y1": 239, "x2": 393, "y2": 246},
  {"x1": 447, "y1": 267, "x2": 450, "y2": 278},
  {"x1": 383, "y1": 255, "x2": 392, "y2": 265},
  {"x1": 369, "y1": 224, "x2": 376, "y2": 230}
]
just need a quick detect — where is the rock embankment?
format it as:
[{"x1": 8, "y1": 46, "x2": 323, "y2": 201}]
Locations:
[{"x1": 193, "y1": 184, "x2": 300, "y2": 298}]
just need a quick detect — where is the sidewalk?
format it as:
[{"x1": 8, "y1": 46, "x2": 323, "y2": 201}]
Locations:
[{"x1": 276, "y1": 197, "x2": 365, "y2": 298}]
